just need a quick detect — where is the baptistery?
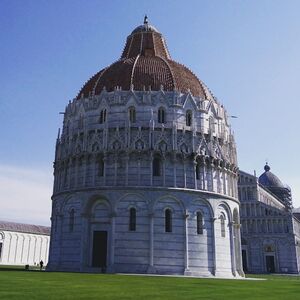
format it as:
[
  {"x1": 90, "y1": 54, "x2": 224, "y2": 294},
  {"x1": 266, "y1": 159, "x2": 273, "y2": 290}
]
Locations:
[{"x1": 48, "y1": 17, "x2": 244, "y2": 278}]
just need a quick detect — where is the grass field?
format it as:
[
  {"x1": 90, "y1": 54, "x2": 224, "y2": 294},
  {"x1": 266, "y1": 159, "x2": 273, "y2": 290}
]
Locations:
[{"x1": 0, "y1": 267, "x2": 299, "y2": 300}]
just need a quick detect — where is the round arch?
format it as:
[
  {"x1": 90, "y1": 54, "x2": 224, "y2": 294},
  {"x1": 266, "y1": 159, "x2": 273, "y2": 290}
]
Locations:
[
  {"x1": 216, "y1": 201, "x2": 233, "y2": 223},
  {"x1": 83, "y1": 194, "x2": 112, "y2": 215},
  {"x1": 151, "y1": 194, "x2": 186, "y2": 215}
]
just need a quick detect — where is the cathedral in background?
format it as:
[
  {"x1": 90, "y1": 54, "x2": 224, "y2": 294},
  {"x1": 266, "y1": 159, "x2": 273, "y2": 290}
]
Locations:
[{"x1": 239, "y1": 164, "x2": 300, "y2": 274}]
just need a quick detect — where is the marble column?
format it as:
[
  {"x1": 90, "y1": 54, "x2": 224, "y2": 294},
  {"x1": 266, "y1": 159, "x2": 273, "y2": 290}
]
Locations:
[
  {"x1": 211, "y1": 217, "x2": 217, "y2": 276},
  {"x1": 172, "y1": 153, "x2": 177, "y2": 188},
  {"x1": 108, "y1": 212, "x2": 116, "y2": 273},
  {"x1": 114, "y1": 155, "x2": 118, "y2": 186},
  {"x1": 147, "y1": 213, "x2": 156, "y2": 273},
  {"x1": 229, "y1": 222, "x2": 236, "y2": 276},
  {"x1": 80, "y1": 213, "x2": 90, "y2": 272},
  {"x1": 125, "y1": 154, "x2": 129, "y2": 186},
  {"x1": 233, "y1": 222, "x2": 244, "y2": 277},
  {"x1": 184, "y1": 211, "x2": 190, "y2": 274},
  {"x1": 150, "y1": 153, "x2": 153, "y2": 186},
  {"x1": 183, "y1": 157, "x2": 187, "y2": 188},
  {"x1": 162, "y1": 156, "x2": 166, "y2": 187},
  {"x1": 193, "y1": 159, "x2": 198, "y2": 190}
]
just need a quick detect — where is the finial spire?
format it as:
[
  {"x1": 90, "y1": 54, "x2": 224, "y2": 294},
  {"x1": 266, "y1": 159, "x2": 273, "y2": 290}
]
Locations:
[
  {"x1": 144, "y1": 15, "x2": 148, "y2": 25},
  {"x1": 264, "y1": 162, "x2": 270, "y2": 172}
]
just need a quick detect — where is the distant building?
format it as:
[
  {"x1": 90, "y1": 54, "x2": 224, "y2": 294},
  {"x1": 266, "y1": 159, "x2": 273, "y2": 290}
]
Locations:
[
  {"x1": 0, "y1": 221, "x2": 50, "y2": 266},
  {"x1": 239, "y1": 164, "x2": 300, "y2": 274}
]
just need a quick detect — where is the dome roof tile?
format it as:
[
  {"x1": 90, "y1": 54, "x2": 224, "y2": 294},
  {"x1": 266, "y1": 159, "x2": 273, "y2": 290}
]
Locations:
[{"x1": 77, "y1": 19, "x2": 211, "y2": 100}]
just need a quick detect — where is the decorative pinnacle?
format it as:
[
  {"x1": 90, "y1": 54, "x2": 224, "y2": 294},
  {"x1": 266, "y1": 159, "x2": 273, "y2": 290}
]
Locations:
[
  {"x1": 144, "y1": 15, "x2": 148, "y2": 25},
  {"x1": 264, "y1": 162, "x2": 270, "y2": 172}
]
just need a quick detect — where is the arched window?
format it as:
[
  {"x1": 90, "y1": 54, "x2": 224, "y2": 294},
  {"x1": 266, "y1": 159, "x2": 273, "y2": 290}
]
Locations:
[
  {"x1": 129, "y1": 207, "x2": 136, "y2": 231},
  {"x1": 69, "y1": 209, "x2": 75, "y2": 232},
  {"x1": 158, "y1": 107, "x2": 166, "y2": 124},
  {"x1": 98, "y1": 158, "x2": 104, "y2": 177},
  {"x1": 165, "y1": 208, "x2": 172, "y2": 232},
  {"x1": 197, "y1": 212, "x2": 203, "y2": 234},
  {"x1": 220, "y1": 214, "x2": 226, "y2": 237},
  {"x1": 196, "y1": 162, "x2": 200, "y2": 180},
  {"x1": 153, "y1": 157, "x2": 161, "y2": 176},
  {"x1": 128, "y1": 106, "x2": 136, "y2": 123},
  {"x1": 99, "y1": 109, "x2": 107, "y2": 124},
  {"x1": 186, "y1": 110, "x2": 192, "y2": 126}
]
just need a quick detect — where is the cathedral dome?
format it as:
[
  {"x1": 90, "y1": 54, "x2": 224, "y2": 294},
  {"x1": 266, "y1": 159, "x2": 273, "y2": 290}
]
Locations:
[
  {"x1": 258, "y1": 164, "x2": 285, "y2": 188},
  {"x1": 77, "y1": 18, "x2": 210, "y2": 100}
]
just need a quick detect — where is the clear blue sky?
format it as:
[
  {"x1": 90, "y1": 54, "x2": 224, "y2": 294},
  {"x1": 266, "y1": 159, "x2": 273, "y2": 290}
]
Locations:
[{"x1": 1, "y1": 0, "x2": 300, "y2": 225}]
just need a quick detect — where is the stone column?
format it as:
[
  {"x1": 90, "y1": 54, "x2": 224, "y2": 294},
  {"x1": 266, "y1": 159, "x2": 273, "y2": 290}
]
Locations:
[
  {"x1": 193, "y1": 159, "x2": 198, "y2": 190},
  {"x1": 67, "y1": 160, "x2": 71, "y2": 188},
  {"x1": 150, "y1": 152, "x2": 153, "y2": 186},
  {"x1": 108, "y1": 212, "x2": 116, "y2": 273},
  {"x1": 147, "y1": 213, "x2": 156, "y2": 273},
  {"x1": 58, "y1": 214, "x2": 64, "y2": 268},
  {"x1": 172, "y1": 153, "x2": 177, "y2": 188},
  {"x1": 223, "y1": 168, "x2": 227, "y2": 195},
  {"x1": 229, "y1": 222, "x2": 236, "y2": 276},
  {"x1": 202, "y1": 158, "x2": 206, "y2": 190},
  {"x1": 162, "y1": 156, "x2": 166, "y2": 187},
  {"x1": 80, "y1": 213, "x2": 90, "y2": 272},
  {"x1": 103, "y1": 153, "x2": 108, "y2": 186},
  {"x1": 184, "y1": 211, "x2": 191, "y2": 274},
  {"x1": 217, "y1": 165, "x2": 221, "y2": 194},
  {"x1": 234, "y1": 222, "x2": 245, "y2": 277},
  {"x1": 124, "y1": 153, "x2": 129, "y2": 186},
  {"x1": 183, "y1": 157, "x2": 187, "y2": 188},
  {"x1": 211, "y1": 217, "x2": 217, "y2": 276},
  {"x1": 74, "y1": 159, "x2": 79, "y2": 188},
  {"x1": 114, "y1": 155, "x2": 118, "y2": 186},
  {"x1": 210, "y1": 161, "x2": 214, "y2": 192},
  {"x1": 83, "y1": 157, "x2": 87, "y2": 187}
]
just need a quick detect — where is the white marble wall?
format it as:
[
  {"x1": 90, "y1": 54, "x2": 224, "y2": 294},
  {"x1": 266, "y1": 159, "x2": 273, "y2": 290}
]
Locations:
[
  {"x1": 47, "y1": 188, "x2": 243, "y2": 277},
  {"x1": 49, "y1": 89, "x2": 241, "y2": 277},
  {"x1": 0, "y1": 231, "x2": 49, "y2": 266}
]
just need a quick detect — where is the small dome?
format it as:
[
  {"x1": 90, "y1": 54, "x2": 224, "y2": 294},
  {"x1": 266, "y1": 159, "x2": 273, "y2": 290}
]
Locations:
[
  {"x1": 258, "y1": 164, "x2": 285, "y2": 188},
  {"x1": 77, "y1": 18, "x2": 212, "y2": 100}
]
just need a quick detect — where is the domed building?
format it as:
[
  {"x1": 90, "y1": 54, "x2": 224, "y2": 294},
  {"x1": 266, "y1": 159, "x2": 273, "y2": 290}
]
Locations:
[
  {"x1": 258, "y1": 164, "x2": 292, "y2": 209},
  {"x1": 47, "y1": 17, "x2": 244, "y2": 278},
  {"x1": 238, "y1": 165, "x2": 300, "y2": 274}
]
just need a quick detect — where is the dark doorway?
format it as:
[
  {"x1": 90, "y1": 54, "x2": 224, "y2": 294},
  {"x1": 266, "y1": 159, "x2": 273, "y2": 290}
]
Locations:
[
  {"x1": 92, "y1": 231, "x2": 107, "y2": 268},
  {"x1": 242, "y1": 250, "x2": 248, "y2": 272},
  {"x1": 266, "y1": 255, "x2": 275, "y2": 273}
]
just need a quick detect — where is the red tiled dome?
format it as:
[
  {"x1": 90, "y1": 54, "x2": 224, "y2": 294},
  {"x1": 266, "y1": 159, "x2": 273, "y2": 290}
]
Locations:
[{"x1": 77, "y1": 19, "x2": 208, "y2": 99}]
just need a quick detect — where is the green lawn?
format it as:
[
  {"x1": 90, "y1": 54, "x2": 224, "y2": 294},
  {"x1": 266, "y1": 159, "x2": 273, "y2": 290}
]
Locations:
[{"x1": 0, "y1": 267, "x2": 299, "y2": 300}]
